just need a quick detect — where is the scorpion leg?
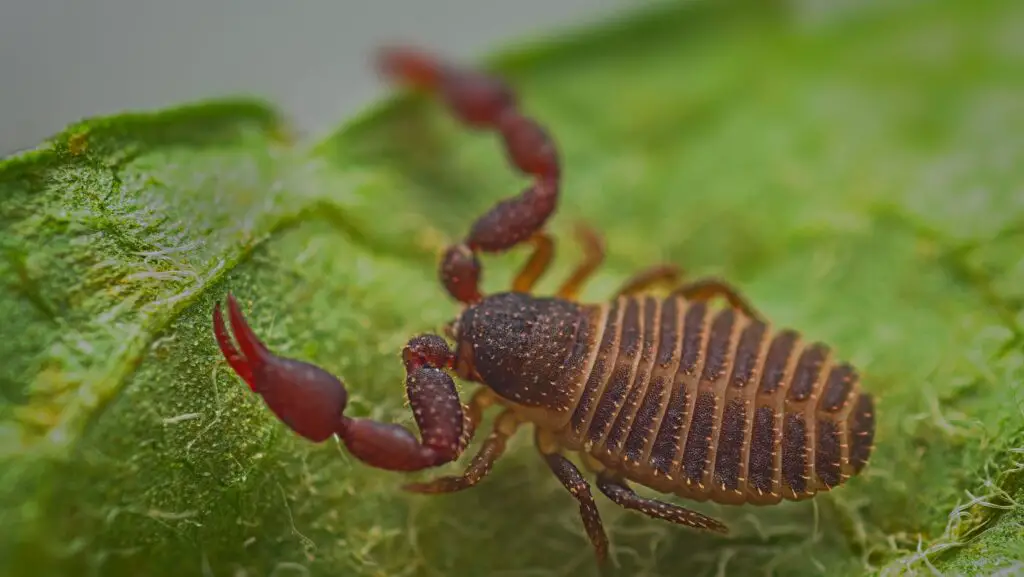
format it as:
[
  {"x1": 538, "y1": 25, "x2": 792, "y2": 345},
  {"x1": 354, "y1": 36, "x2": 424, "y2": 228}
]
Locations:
[
  {"x1": 213, "y1": 293, "x2": 468, "y2": 472},
  {"x1": 404, "y1": 408, "x2": 521, "y2": 494},
  {"x1": 378, "y1": 46, "x2": 560, "y2": 304},
  {"x1": 595, "y1": 472, "x2": 730, "y2": 534},
  {"x1": 511, "y1": 233, "x2": 554, "y2": 293},
  {"x1": 555, "y1": 223, "x2": 606, "y2": 300},
  {"x1": 615, "y1": 264, "x2": 684, "y2": 296},
  {"x1": 535, "y1": 429, "x2": 610, "y2": 564},
  {"x1": 454, "y1": 388, "x2": 499, "y2": 455},
  {"x1": 672, "y1": 277, "x2": 762, "y2": 320}
]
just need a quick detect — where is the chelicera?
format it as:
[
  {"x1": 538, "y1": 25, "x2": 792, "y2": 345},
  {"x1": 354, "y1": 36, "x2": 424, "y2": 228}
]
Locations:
[{"x1": 212, "y1": 46, "x2": 876, "y2": 564}]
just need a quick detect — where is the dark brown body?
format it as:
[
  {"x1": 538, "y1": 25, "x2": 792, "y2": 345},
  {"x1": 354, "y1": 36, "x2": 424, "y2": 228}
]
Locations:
[
  {"x1": 454, "y1": 292, "x2": 875, "y2": 506},
  {"x1": 213, "y1": 47, "x2": 879, "y2": 567}
]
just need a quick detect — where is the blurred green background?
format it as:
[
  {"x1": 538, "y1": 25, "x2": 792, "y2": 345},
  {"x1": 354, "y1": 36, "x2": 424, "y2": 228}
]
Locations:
[{"x1": 2, "y1": 1, "x2": 1023, "y2": 576}]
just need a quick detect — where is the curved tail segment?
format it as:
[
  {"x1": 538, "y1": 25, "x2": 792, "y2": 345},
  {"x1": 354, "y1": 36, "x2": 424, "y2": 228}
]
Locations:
[
  {"x1": 377, "y1": 46, "x2": 561, "y2": 304},
  {"x1": 213, "y1": 294, "x2": 466, "y2": 472}
]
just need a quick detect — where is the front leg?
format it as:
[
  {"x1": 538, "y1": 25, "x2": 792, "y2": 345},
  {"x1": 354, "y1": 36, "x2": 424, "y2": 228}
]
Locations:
[
  {"x1": 403, "y1": 408, "x2": 521, "y2": 494},
  {"x1": 511, "y1": 233, "x2": 554, "y2": 293},
  {"x1": 213, "y1": 293, "x2": 469, "y2": 472},
  {"x1": 454, "y1": 388, "x2": 499, "y2": 455},
  {"x1": 535, "y1": 429, "x2": 610, "y2": 564}
]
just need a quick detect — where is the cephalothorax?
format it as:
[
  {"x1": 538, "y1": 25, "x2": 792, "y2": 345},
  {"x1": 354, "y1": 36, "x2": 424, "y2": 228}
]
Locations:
[{"x1": 213, "y1": 46, "x2": 876, "y2": 564}]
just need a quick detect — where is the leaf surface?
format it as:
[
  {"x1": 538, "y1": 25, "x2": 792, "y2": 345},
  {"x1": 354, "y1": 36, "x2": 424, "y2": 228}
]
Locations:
[{"x1": 2, "y1": 1, "x2": 1023, "y2": 576}]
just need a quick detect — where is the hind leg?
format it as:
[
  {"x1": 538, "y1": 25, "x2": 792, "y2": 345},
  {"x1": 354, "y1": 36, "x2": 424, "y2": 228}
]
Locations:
[
  {"x1": 616, "y1": 266, "x2": 762, "y2": 320},
  {"x1": 618, "y1": 263, "x2": 763, "y2": 318},
  {"x1": 595, "y1": 472, "x2": 730, "y2": 534},
  {"x1": 671, "y1": 277, "x2": 762, "y2": 320},
  {"x1": 615, "y1": 264, "x2": 683, "y2": 296}
]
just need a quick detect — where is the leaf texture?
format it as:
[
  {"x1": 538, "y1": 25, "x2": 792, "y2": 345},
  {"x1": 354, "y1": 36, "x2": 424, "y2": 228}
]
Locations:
[{"x1": 1, "y1": 1, "x2": 1022, "y2": 576}]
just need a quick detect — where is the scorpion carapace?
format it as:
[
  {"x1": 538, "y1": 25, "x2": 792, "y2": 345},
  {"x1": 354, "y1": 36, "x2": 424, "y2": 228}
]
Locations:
[{"x1": 212, "y1": 46, "x2": 876, "y2": 565}]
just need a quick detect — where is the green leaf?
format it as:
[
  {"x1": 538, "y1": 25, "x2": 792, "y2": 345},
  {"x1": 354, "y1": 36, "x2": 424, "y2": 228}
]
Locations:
[{"x1": 2, "y1": 1, "x2": 1023, "y2": 576}]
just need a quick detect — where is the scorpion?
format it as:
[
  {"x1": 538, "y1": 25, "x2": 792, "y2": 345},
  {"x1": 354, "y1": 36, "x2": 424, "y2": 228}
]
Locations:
[{"x1": 212, "y1": 46, "x2": 876, "y2": 564}]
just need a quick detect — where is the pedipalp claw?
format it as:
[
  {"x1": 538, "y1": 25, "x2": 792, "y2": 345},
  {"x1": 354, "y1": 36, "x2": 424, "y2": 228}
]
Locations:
[
  {"x1": 213, "y1": 300, "x2": 253, "y2": 388},
  {"x1": 211, "y1": 292, "x2": 349, "y2": 442}
]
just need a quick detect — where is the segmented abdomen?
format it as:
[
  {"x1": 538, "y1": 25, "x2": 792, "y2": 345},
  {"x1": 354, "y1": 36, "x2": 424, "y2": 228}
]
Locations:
[{"x1": 562, "y1": 295, "x2": 875, "y2": 505}]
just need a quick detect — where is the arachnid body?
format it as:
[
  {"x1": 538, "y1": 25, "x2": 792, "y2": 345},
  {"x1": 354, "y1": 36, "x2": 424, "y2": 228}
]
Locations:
[{"x1": 212, "y1": 46, "x2": 876, "y2": 564}]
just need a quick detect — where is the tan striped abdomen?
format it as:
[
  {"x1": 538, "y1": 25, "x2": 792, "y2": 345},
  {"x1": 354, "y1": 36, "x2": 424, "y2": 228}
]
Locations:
[{"x1": 557, "y1": 295, "x2": 875, "y2": 506}]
